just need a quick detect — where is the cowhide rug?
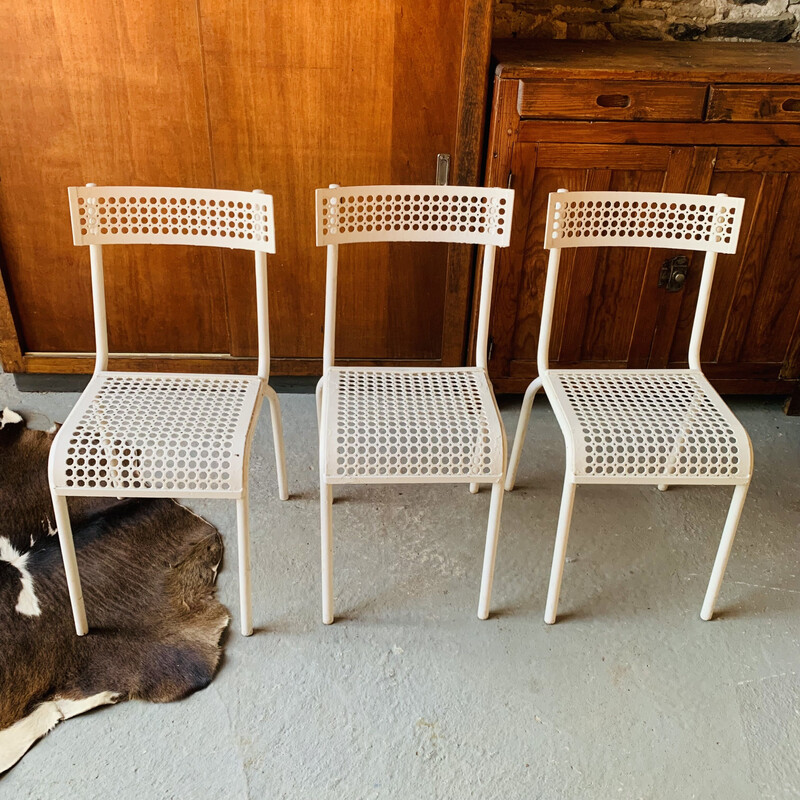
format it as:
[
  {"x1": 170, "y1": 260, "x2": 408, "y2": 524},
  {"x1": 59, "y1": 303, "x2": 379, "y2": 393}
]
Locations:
[{"x1": 0, "y1": 408, "x2": 229, "y2": 772}]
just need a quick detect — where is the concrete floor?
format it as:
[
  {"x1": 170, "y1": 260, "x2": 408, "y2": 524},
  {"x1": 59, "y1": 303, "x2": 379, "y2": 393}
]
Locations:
[{"x1": 2, "y1": 372, "x2": 799, "y2": 799}]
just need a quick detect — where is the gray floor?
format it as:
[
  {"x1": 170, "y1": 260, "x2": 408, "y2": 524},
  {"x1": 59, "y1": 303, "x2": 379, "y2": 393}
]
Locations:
[{"x1": 3, "y1": 373, "x2": 799, "y2": 799}]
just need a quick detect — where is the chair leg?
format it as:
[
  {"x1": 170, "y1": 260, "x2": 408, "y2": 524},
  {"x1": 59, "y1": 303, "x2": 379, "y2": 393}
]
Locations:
[
  {"x1": 544, "y1": 477, "x2": 577, "y2": 625},
  {"x1": 701, "y1": 483, "x2": 749, "y2": 621},
  {"x1": 264, "y1": 386, "x2": 289, "y2": 501},
  {"x1": 321, "y1": 482, "x2": 334, "y2": 625},
  {"x1": 505, "y1": 376, "x2": 543, "y2": 492},
  {"x1": 469, "y1": 482, "x2": 479, "y2": 494},
  {"x1": 478, "y1": 482, "x2": 505, "y2": 620},
  {"x1": 236, "y1": 494, "x2": 253, "y2": 636},
  {"x1": 51, "y1": 491, "x2": 88, "y2": 636},
  {"x1": 658, "y1": 484, "x2": 669, "y2": 492}
]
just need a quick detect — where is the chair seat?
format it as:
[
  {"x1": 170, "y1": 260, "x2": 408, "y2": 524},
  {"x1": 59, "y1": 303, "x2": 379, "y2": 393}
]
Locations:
[
  {"x1": 543, "y1": 369, "x2": 751, "y2": 484},
  {"x1": 322, "y1": 367, "x2": 504, "y2": 483},
  {"x1": 50, "y1": 371, "x2": 262, "y2": 498}
]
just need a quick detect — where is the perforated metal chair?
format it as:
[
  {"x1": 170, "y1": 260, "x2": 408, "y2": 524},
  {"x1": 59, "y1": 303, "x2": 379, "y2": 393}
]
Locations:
[
  {"x1": 49, "y1": 185, "x2": 288, "y2": 637},
  {"x1": 505, "y1": 189, "x2": 752, "y2": 624},
  {"x1": 315, "y1": 183, "x2": 514, "y2": 624}
]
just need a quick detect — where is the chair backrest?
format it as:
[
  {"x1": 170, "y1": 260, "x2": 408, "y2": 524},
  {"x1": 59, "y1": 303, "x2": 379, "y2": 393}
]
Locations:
[
  {"x1": 537, "y1": 190, "x2": 746, "y2": 374},
  {"x1": 315, "y1": 184, "x2": 515, "y2": 372},
  {"x1": 315, "y1": 185, "x2": 512, "y2": 246},
  {"x1": 68, "y1": 185, "x2": 275, "y2": 253},
  {"x1": 68, "y1": 184, "x2": 276, "y2": 378},
  {"x1": 544, "y1": 190, "x2": 744, "y2": 254}
]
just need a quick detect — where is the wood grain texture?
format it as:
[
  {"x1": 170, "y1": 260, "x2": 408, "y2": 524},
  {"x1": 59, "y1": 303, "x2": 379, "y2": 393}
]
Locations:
[
  {"x1": 494, "y1": 40, "x2": 800, "y2": 84},
  {"x1": 199, "y1": 0, "x2": 464, "y2": 365},
  {"x1": 708, "y1": 85, "x2": 800, "y2": 123},
  {"x1": 0, "y1": 0, "x2": 492, "y2": 374},
  {"x1": 483, "y1": 39, "x2": 800, "y2": 400},
  {"x1": 0, "y1": 1, "x2": 228, "y2": 357},
  {"x1": 519, "y1": 80, "x2": 706, "y2": 122},
  {"x1": 517, "y1": 121, "x2": 800, "y2": 147}
]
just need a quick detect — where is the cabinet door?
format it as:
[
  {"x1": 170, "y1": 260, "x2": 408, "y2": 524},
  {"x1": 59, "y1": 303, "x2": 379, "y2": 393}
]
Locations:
[
  {"x1": 489, "y1": 142, "x2": 715, "y2": 390},
  {"x1": 657, "y1": 147, "x2": 800, "y2": 391}
]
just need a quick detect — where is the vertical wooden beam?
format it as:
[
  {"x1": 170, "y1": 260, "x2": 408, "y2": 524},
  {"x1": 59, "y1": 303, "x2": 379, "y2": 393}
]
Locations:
[{"x1": 441, "y1": 0, "x2": 494, "y2": 365}]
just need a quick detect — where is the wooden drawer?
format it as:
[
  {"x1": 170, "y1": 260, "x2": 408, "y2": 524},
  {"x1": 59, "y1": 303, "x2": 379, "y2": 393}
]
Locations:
[
  {"x1": 517, "y1": 80, "x2": 707, "y2": 121},
  {"x1": 707, "y1": 84, "x2": 800, "y2": 122}
]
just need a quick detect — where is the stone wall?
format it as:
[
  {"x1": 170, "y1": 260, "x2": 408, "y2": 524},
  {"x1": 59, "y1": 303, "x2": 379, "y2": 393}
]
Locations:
[{"x1": 494, "y1": 0, "x2": 800, "y2": 41}]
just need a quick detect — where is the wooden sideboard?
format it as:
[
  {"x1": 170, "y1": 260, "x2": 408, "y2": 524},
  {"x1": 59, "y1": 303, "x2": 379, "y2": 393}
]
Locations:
[
  {"x1": 0, "y1": 0, "x2": 493, "y2": 377},
  {"x1": 480, "y1": 40, "x2": 800, "y2": 411}
]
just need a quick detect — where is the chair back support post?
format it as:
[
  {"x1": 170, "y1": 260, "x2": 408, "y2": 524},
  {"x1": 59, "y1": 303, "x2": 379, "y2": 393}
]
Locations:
[
  {"x1": 88, "y1": 243, "x2": 109, "y2": 374},
  {"x1": 537, "y1": 247, "x2": 562, "y2": 374},
  {"x1": 322, "y1": 243, "x2": 339, "y2": 373},
  {"x1": 474, "y1": 244, "x2": 497, "y2": 370},
  {"x1": 688, "y1": 249, "x2": 718, "y2": 371},
  {"x1": 254, "y1": 250, "x2": 270, "y2": 380}
]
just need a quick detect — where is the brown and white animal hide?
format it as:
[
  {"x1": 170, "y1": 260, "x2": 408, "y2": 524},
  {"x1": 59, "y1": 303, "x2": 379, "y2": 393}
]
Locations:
[{"x1": 0, "y1": 409, "x2": 229, "y2": 772}]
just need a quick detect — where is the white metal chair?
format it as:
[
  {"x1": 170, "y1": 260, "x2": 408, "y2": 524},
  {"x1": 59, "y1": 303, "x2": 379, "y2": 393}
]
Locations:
[
  {"x1": 49, "y1": 184, "x2": 288, "y2": 637},
  {"x1": 505, "y1": 190, "x2": 752, "y2": 623},
  {"x1": 315, "y1": 184, "x2": 515, "y2": 623}
]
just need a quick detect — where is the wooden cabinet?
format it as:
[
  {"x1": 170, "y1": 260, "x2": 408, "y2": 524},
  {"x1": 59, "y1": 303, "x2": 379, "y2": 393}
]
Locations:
[
  {"x1": 0, "y1": 0, "x2": 492, "y2": 377},
  {"x1": 482, "y1": 40, "x2": 800, "y2": 407}
]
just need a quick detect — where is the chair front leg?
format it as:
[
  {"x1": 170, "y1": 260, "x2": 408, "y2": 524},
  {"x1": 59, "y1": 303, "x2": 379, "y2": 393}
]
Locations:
[
  {"x1": 478, "y1": 482, "x2": 505, "y2": 620},
  {"x1": 321, "y1": 482, "x2": 334, "y2": 624},
  {"x1": 51, "y1": 491, "x2": 88, "y2": 636},
  {"x1": 701, "y1": 482, "x2": 749, "y2": 621},
  {"x1": 505, "y1": 376, "x2": 543, "y2": 492},
  {"x1": 264, "y1": 385, "x2": 289, "y2": 501},
  {"x1": 236, "y1": 491, "x2": 253, "y2": 636},
  {"x1": 544, "y1": 476, "x2": 577, "y2": 624}
]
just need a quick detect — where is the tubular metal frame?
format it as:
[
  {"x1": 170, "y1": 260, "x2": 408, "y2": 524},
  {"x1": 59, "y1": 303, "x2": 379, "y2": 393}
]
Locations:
[
  {"x1": 49, "y1": 185, "x2": 289, "y2": 637},
  {"x1": 505, "y1": 189, "x2": 752, "y2": 623},
  {"x1": 314, "y1": 183, "x2": 515, "y2": 624}
]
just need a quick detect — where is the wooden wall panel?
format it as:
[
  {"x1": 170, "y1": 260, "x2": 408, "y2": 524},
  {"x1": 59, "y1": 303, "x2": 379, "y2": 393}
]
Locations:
[
  {"x1": 199, "y1": 0, "x2": 464, "y2": 364},
  {"x1": 0, "y1": 1, "x2": 229, "y2": 355}
]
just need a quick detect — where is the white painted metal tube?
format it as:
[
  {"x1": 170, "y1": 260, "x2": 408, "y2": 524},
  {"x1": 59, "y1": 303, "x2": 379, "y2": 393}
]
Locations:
[
  {"x1": 254, "y1": 251, "x2": 270, "y2": 380},
  {"x1": 701, "y1": 482, "x2": 749, "y2": 620},
  {"x1": 537, "y1": 248, "x2": 562, "y2": 374},
  {"x1": 236, "y1": 493, "x2": 253, "y2": 636},
  {"x1": 475, "y1": 245, "x2": 496, "y2": 370},
  {"x1": 478, "y1": 482, "x2": 505, "y2": 619},
  {"x1": 688, "y1": 250, "x2": 718, "y2": 371},
  {"x1": 505, "y1": 375, "x2": 543, "y2": 491},
  {"x1": 322, "y1": 244, "x2": 338, "y2": 373},
  {"x1": 544, "y1": 477, "x2": 577, "y2": 624},
  {"x1": 51, "y1": 492, "x2": 88, "y2": 635},
  {"x1": 88, "y1": 244, "x2": 108, "y2": 374}
]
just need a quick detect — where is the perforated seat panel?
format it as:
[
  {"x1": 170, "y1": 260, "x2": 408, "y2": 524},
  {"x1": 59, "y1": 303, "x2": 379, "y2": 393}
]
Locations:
[
  {"x1": 50, "y1": 372, "x2": 262, "y2": 497},
  {"x1": 544, "y1": 369, "x2": 751, "y2": 484},
  {"x1": 323, "y1": 368, "x2": 504, "y2": 483}
]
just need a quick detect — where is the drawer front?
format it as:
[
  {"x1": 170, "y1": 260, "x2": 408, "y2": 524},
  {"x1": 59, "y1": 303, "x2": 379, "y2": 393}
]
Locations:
[
  {"x1": 707, "y1": 84, "x2": 800, "y2": 122},
  {"x1": 517, "y1": 80, "x2": 707, "y2": 121}
]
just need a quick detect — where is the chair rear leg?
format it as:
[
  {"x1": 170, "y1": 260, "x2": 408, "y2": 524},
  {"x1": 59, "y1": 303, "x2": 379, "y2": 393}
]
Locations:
[
  {"x1": 478, "y1": 482, "x2": 505, "y2": 620},
  {"x1": 469, "y1": 482, "x2": 479, "y2": 494},
  {"x1": 544, "y1": 477, "x2": 577, "y2": 624},
  {"x1": 321, "y1": 482, "x2": 334, "y2": 624},
  {"x1": 264, "y1": 386, "x2": 289, "y2": 501},
  {"x1": 51, "y1": 491, "x2": 88, "y2": 636},
  {"x1": 505, "y1": 377, "x2": 543, "y2": 492},
  {"x1": 701, "y1": 483, "x2": 749, "y2": 621},
  {"x1": 236, "y1": 494, "x2": 253, "y2": 635}
]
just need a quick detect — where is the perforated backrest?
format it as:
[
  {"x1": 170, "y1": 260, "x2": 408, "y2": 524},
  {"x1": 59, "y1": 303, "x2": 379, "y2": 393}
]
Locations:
[
  {"x1": 545, "y1": 191, "x2": 744, "y2": 254},
  {"x1": 315, "y1": 185, "x2": 513, "y2": 246},
  {"x1": 68, "y1": 185, "x2": 275, "y2": 253}
]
